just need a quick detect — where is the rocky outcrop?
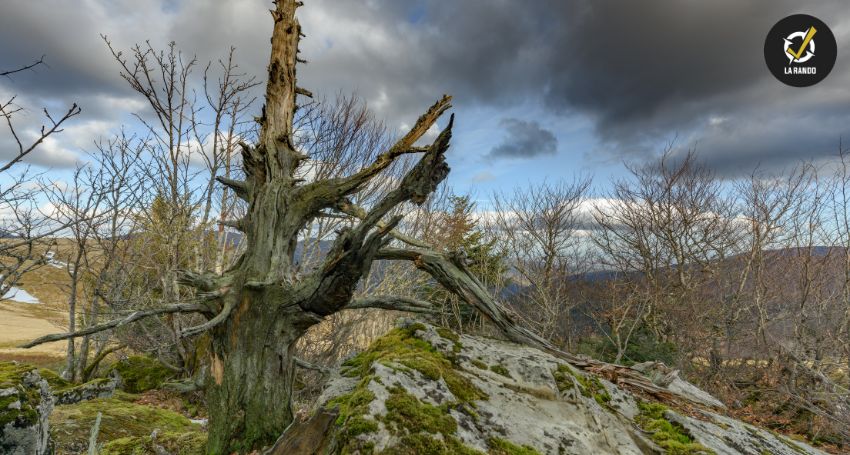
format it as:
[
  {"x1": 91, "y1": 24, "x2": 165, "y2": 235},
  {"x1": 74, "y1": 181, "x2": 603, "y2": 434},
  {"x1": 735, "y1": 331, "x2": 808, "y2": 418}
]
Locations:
[
  {"x1": 0, "y1": 362, "x2": 54, "y2": 455},
  {"x1": 0, "y1": 361, "x2": 122, "y2": 453},
  {"x1": 296, "y1": 321, "x2": 827, "y2": 455},
  {"x1": 53, "y1": 373, "x2": 121, "y2": 405}
]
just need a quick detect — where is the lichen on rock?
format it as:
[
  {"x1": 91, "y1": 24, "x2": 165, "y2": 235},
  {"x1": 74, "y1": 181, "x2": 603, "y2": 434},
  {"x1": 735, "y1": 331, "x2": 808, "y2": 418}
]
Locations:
[
  {"x1": 300, "y1": 321, "x2": 831, "y2": 455},
  {"x1": 0, "y1": 362, "x2": 53, "y2": 455},
  {"x1": 52, "y1": 375, "x2": 121, "y2": 405}
]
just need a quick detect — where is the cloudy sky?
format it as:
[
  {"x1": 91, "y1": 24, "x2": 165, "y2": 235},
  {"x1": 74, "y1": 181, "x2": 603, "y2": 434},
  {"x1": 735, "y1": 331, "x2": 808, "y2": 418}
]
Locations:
[{"x1": 2, "y1": 0, "x2": 850, "y2": 200}]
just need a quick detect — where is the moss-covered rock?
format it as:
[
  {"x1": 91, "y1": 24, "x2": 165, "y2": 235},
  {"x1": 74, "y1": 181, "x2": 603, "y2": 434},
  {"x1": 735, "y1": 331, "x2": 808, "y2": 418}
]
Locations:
[
  {"x1": 53, "y1": 376, "x2": 120, "y2": 405},
  {"x1": 36, "y1": 368, "x2": 70, "y2": 391},
  {"x1": 100, "y1": 431, "x2": 207, "y2": 455},
  {"x1": 635, "y1": 401, "x2": 713, "y2": 454},
  {"x1": 106, "y1": 356, "x2": 175, "y2": 394},
  {"x1": 340, "y1": 324, "x2": 486, "y2": 403},
  {"x1": 50, "y1": 395, "x2": 202, "y2": 454},
  {"x1": 311, "y1": 323, "x2": 562, "y2": 454},
  {"x1": 488, "y1": 437, "x2": 542, "y2": 455},
  {"x1": 302, "y1": 322, "x2": 829, "y2": 455},
  {"x1": 0, "y1": 362, "x2": 53, "y2": 455}
]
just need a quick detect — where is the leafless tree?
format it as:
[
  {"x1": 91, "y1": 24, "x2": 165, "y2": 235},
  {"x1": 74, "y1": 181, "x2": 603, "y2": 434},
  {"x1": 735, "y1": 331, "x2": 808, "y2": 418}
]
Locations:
[
  {"x1": 101, "y1": 37, "x2": 259, "y2": 374},
  {"x1": 491, "y1": 178, "x2": 591, "y2": 346},
  {"x1": 0, "y1": 57, "x2": 81, "y2": 301},
  {"x1": 0, "y1": 57, "x2": 81, "y2": 172},
  {"x1": 592, "y1": 151, "x2": 740, "y2": 366}
]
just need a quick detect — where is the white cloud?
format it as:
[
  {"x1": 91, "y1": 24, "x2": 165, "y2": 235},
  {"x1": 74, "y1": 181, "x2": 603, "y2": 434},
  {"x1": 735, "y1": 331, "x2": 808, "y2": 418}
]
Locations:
[{"x1": 471, "y1": 171, "x2": 495, "y2": 183}]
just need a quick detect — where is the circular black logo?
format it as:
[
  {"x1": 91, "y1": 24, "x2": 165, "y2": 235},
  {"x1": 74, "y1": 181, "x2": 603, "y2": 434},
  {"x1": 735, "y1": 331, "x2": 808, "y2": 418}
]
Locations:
[{"x1": 764, "y1": 14, "x2": 837, "y2": 87}]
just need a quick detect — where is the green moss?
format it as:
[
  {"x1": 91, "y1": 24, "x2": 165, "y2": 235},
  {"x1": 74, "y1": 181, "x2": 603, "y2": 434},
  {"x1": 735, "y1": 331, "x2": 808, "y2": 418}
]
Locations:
[
  {"x1": 488, "y1": 437, "x2": 542, "y2": 455},
  {"x1": 377, "y1": 385, "x2": 485, "y2": 454},
  {"x1": 0, "y1": 362, "x2": 45, "y2": 428},
  {"x1": 106, "y1": 356, "x2": 174, "y2": 393},
  {"x1": 435, "y1": 327, "x2": 463, "y2": 354},
  {"x1": 325, "y1": 375, "x2": 380, "y2": 453},
  {"x1": 551, "y1": 364, "x2": 611, "y2": 406},
  {"x1": 383, "y1": 386, "x2": 456, "y2": 435},
  {"x1": 634, "y1": 401, "x2": 714, "y2": 454},
  {"x1": 346, "y1": 415, "x2": 379, "y2": 437},
  {"x1": 37, "y1": 368, "x2": 70, "y2": 391},
  {"x1": 381, "y1": 433, "x2": 483, "y2": 455},
  {"x1": 490, "y1": 364, "x2": 511, "y2": 378},
  {"x1": 329, "y1": 325, "x2": 488, "y2": 454},
  {"x1": 100, "y1": 431, "x2": 207, "y2": 455},
  {"x1": 470, "y1": 359, "x2": 487, "y2": 370},
  {"x1": 378, "y1": 386, "x2": 481, "y2": 454},
  {"x1": 327, "y1": 377, "x2": 376, "y2": 425},
  {"x1": 49, "y1": 397, "x2": 202, "y2": 453},
  {"x1": 552, "y1": 364, "x2": 575, "y2": 392},
  {"x1": 435, "y1": 327, "x2": 459, "y2": 343},
  {"x1": 585, "y1": 376, "x2": 611, "y2": 407},
  {"x1": 342, "y1": 325, "x2": 486, "y2": 403}
]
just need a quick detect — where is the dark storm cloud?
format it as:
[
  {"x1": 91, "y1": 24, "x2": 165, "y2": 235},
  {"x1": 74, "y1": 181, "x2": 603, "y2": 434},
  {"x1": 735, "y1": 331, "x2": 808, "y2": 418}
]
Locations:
[
  {"x1": 294, "y1": 0, "x2": 850, "y2": 174},
  {"x1": 487, "y1": 118, "x2": 557, "y2": 159},
  {"x1": 0, "y1": 0, "x2": 268, "y2": 168},
  {"x1": 542, "y1": 1, "x2": 780, "y2": 134},
  {"x1": 3, "y1": 0, "x2": 850, "y2": 173},
  {"x1": 536, "y1": 0, "x2": 850, "y2": 174}
]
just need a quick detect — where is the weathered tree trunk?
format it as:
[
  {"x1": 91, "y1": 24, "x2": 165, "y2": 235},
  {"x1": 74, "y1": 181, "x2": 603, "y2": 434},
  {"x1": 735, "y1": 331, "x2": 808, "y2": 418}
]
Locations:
[
  {"x1": 204, "y1": 3, "x2": 311, "y2": 450},
  {"x1": 206, "y1": 288, "x2": 315, "y2": 453}
]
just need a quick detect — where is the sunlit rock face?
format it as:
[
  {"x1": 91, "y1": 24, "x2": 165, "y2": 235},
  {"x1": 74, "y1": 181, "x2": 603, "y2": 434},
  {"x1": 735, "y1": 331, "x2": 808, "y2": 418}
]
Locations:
[{"x1": 280, "y1": 321, "x2": 828, "y2": 455}]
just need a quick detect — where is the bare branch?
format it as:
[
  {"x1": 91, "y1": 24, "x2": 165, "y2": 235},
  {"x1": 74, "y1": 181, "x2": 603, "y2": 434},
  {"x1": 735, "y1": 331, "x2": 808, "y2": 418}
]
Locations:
[
  {"x1": 180, "y1": 296, "x2": 238, "y2": 338},
  {"x1": 293, "y1": 357, "x2": 330, "y2": 374},
  {"x1": 334, "y1": 200, "x2": 431, "y2": 249},
  {"x1": 0, "y1": 56, "x2": 45, "y2": 77},
  {"x1": 297, "y1": 95, "x2": 452, "y2": 210},
  {"x1": 345, "y1": 295, "x2": 437, "y2": 314},
  {"x1": 216, "y1": 176, "x2": 250, "y2": 201},
  {"x1": 297, "y1": 117, "x2": 454, "y2": 315},
  {"x1": 0, "y1": 102, "x2": 81, "y2": 172},
  {"x1": 19, "y1": 303, "x2": 211, "y2": 348},
  {"x1": 295, "y1": 86, "x2": 313, "y2": 98},
  {"x1": 176, "y1": 270, "x2": 219, "y2": 292}
]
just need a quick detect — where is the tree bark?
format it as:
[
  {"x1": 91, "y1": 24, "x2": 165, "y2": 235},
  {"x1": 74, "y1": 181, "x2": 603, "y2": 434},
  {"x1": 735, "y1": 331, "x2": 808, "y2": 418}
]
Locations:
[{"x1": 205, "y1": 287, "x2": 315, "y2": 453}]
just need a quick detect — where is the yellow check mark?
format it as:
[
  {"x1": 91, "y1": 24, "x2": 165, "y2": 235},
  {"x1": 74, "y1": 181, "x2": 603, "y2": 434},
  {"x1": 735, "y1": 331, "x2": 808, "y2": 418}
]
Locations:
[{"x1": 787, "y1": 26, "x2": 817, "y2": 60}]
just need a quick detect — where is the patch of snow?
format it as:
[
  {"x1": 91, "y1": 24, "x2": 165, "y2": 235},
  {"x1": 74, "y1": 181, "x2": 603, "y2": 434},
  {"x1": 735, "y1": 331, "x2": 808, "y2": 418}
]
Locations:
[
  {"x1": 3, "y1": 286, "x2": 40, "y2": 304},
  {"x1": 44, "y1": 252, "x2": 68, "y2": 269}
]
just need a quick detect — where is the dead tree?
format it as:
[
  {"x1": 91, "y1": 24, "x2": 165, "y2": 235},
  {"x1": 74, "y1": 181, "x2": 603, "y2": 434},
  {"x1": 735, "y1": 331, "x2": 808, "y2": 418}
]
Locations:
[
  {"x1": 20, "y1": 2, "x2": 691, "y2": 451},
  {"x1": 23, "y1": 2, "x2": 450, "y2": 451}
]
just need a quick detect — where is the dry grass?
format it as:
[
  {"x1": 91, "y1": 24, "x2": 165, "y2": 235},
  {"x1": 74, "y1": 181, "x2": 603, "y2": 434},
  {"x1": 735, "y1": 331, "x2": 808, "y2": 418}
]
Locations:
[
  {"x1": 0, "y1": 238, "x2": 75, "y2": 365},
  {"x1": 0, "y1": 301, "x2": 67, "y2": 358},
  {"x1": 0, "y1": 351, "x2": 64, "y2": 369}
]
